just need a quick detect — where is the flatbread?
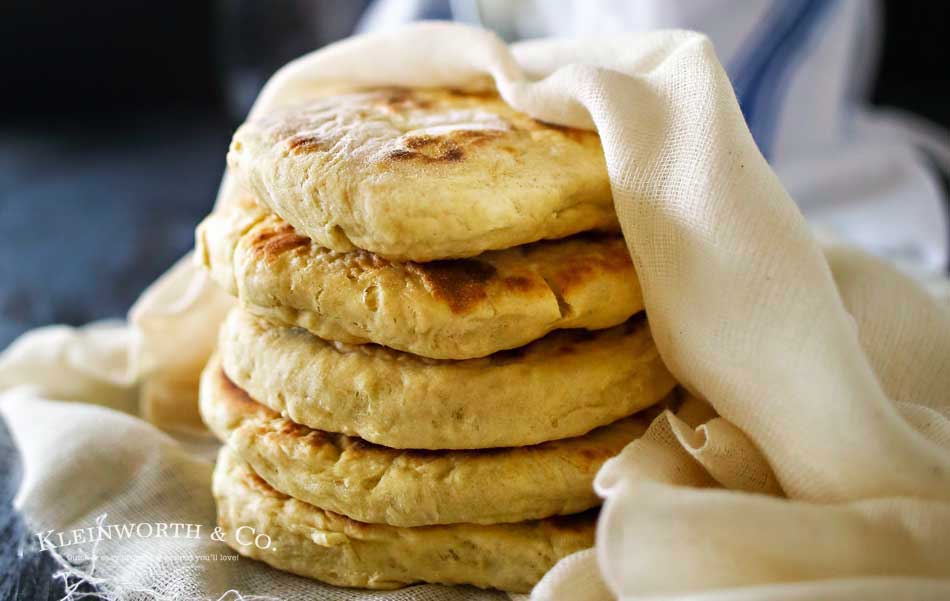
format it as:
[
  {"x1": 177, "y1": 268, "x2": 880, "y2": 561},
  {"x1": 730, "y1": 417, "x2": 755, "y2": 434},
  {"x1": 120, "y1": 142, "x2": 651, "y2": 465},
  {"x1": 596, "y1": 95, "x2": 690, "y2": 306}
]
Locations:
[
  {"x1": 201, "y1": 355, "x2": 647, "y2": 526},
  {"x1": 219, "y1": 307, "x2": 676, "y2": 449},
  {"x1": 213, "y1": 447, "x2": 595, "y2": 592},
  {"x1": 196, "y1": 194, "x2": 644, "y2": 359},
  {"x1": 227, "y1": 87, "x2": 617, "y2": 261}
]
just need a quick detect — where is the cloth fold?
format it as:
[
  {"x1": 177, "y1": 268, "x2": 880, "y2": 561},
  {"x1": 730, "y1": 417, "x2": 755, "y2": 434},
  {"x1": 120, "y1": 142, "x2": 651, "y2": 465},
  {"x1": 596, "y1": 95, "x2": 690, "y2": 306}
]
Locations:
[{"x1": 1, "y1": 23, "x2": 948, "y2": 601}]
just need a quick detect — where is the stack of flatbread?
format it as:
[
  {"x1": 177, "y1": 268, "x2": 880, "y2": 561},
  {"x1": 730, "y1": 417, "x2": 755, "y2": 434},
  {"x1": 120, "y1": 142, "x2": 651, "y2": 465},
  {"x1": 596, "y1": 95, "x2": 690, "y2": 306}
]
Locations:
[{"x1": 195, "y1": 87, "x2": 677, "y2": 592}]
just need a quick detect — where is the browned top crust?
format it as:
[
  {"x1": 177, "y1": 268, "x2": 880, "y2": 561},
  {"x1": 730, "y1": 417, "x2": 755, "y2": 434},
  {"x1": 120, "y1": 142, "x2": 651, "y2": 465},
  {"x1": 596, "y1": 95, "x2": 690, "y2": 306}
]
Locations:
[
  {"x1": 227, "y1": 86, "x2": 617, "y2": 261},
  {"x1": 241, "y1": 209, "x2": 632, "y2": 316},
  {"x1": 197, "y1": 195, "x2": 644, "y2": 358},
  {"x1": 261, "y1": 87, "x2": 595, "y2": 166}
]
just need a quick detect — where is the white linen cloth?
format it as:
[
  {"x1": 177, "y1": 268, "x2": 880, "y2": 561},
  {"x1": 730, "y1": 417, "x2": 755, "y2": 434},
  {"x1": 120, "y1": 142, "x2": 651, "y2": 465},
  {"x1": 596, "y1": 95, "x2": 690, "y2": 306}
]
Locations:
[{"x1": 1, "y1": 23, "x2": 949, "y2": 601}]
